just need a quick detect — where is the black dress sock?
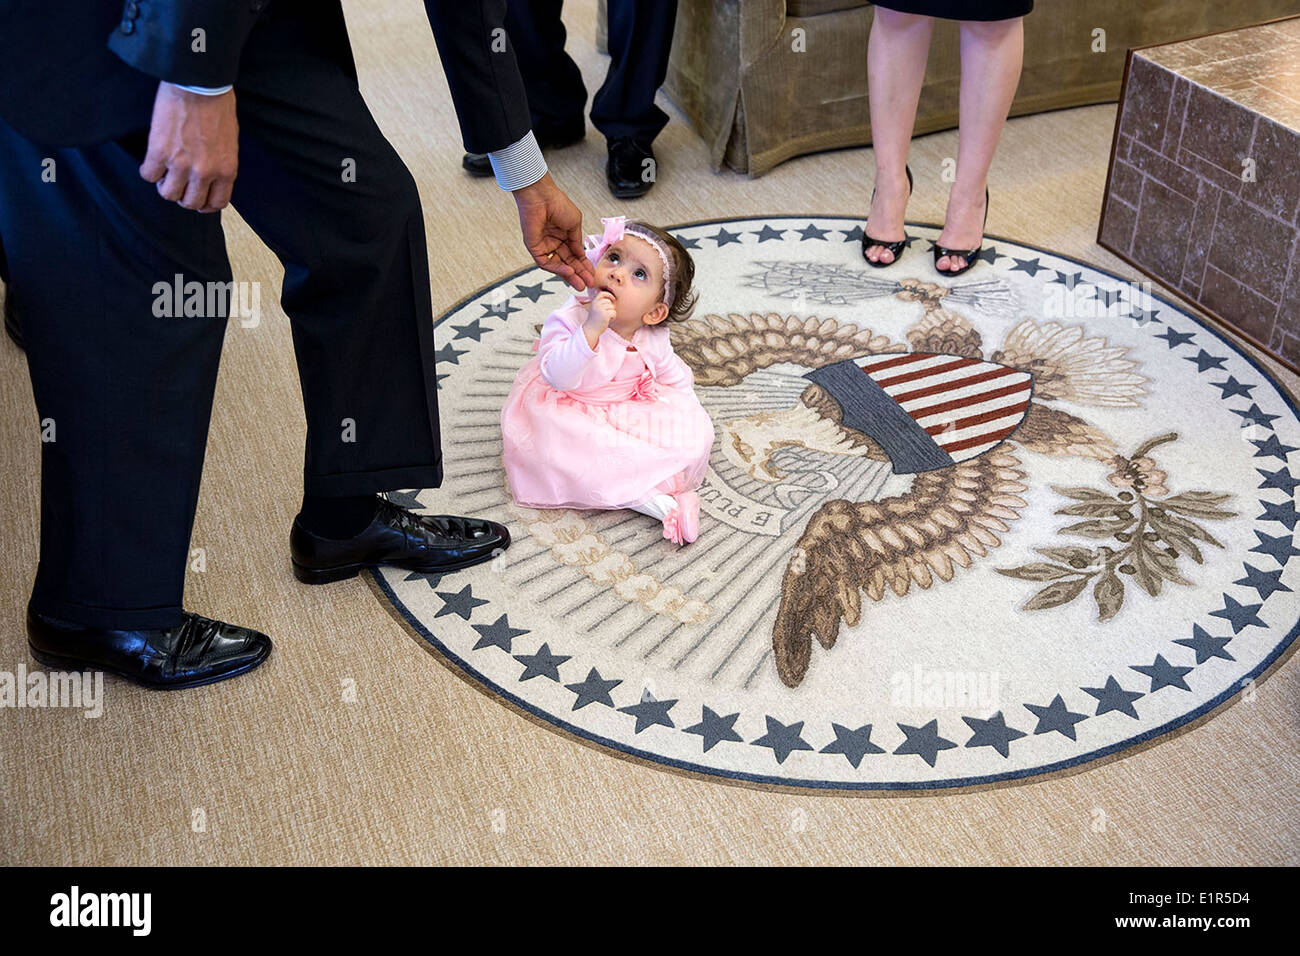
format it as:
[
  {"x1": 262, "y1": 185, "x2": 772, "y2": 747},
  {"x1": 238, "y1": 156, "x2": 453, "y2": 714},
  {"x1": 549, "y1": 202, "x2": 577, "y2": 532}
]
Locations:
[{"x1": 298, "y1": 493, "x2": 382, "y2": 538}]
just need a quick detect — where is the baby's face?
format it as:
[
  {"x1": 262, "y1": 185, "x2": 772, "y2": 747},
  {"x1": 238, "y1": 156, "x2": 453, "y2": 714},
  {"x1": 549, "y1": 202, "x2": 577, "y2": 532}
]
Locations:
[{"x1": 593, "y1": 235, "x2": 666, "y2": 327}]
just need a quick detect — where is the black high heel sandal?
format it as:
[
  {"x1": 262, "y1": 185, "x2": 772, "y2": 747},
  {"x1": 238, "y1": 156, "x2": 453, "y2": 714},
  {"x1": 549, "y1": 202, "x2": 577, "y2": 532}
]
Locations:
[
  {"x1": 933, "y1": 186, "x2": 989, "y2": 278},
  {"x1": 862, "y1": 164, "x2": 913, "y2": 268}
]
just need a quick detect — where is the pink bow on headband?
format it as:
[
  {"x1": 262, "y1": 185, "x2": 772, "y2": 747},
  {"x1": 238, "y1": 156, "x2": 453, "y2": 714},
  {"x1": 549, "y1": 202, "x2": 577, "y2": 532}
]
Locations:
[{"x1": 583, "y1": 215, "x2": 627, "y2": 269}]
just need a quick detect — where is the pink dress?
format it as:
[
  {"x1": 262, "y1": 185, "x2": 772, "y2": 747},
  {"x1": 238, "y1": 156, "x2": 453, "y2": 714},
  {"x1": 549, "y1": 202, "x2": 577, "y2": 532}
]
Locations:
[{"x1": 500, "y1": 295, "x2": 716, "y2": 511}]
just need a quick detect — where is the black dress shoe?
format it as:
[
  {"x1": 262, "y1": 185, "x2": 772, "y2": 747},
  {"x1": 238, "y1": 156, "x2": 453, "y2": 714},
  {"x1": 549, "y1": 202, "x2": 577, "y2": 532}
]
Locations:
[
  {"x1": 606, "y1": 138, "x2": 656, "y2": 199},
  {"x1": 27, "y1": 607, "x2": 272, "y2": 690},
  {"x1": 2, "y1": 288, "x2": 20, "y2": 350},
  {"x1": 289, "y1": 497, "x2": 511, "y2": 584},
  {"x1": 462, "y1": 117, "x2": 586, "y2": 178}
]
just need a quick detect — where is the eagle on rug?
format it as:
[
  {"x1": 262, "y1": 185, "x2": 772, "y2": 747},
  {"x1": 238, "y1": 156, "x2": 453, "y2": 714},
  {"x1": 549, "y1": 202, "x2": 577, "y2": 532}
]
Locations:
[{"x1": 673, "y1": 272, "x2": 1149, "y2": 687}]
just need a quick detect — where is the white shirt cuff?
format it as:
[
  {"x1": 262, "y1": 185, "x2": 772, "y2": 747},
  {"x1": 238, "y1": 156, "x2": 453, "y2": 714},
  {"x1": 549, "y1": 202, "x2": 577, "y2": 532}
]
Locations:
[
  {"x1": 488, "y1": 130, "x2": 548, "y2": 191},
  {"x1": 171, "y1": 83, "x2": 233, "y2": 96}
]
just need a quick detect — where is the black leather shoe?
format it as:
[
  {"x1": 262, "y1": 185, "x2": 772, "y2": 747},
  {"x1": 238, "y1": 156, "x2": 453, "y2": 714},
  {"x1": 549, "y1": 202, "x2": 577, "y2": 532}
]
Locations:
[
  {"x1": 462, "y1": 117, "x2": 586, "y2": 177},
  {"x1": 2, "y1": 288, "x2": 20, "y2": 350},
  {"x1": 606, "y1": 138, "x2": 656, "y2": 199},
  {"x1": 26, "y1": 607, "x2": 272, "y2": 690},
  {"x1": 289, "y1": 497, "x2": 511, "y2": 584}
]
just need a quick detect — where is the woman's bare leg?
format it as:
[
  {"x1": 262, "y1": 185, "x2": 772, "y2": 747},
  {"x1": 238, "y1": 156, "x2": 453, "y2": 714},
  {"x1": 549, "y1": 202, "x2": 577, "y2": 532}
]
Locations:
[
  {"x1": 936, "y1": 16, "x2": 1024, "y2": 272},
  {"x1": 864, "y1": 8, "x2": 934, "y2": 264}
]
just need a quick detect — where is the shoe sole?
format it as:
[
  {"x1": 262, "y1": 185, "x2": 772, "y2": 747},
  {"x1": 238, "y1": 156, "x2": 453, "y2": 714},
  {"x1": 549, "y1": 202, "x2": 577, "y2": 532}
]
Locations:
[
  {"x1": 610, "y1": 183, "x2": 653, "y2": 199},
  {"x1": 27, "y1": 640, "x2": 272, "y2": 691},
  {"x1": 677, "y1": 491, "x2": 700, "y2": 544},
  {"x1": 291, "y1": 542, "x2": 508, "y2": 586}
]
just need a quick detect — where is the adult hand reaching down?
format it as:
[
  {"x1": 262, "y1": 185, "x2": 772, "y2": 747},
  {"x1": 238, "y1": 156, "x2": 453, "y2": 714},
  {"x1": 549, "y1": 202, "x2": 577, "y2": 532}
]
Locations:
[
  {"x1": 513, "y1": 172, "x2": 595, "y2": 292},
  {"x1": 138, "y1": 83, "x2": 239, "y2": 214}
]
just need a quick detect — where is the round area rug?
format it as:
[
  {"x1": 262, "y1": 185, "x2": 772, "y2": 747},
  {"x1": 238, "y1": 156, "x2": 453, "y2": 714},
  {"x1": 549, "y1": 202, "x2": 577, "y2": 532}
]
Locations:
[{"x1": 373, "y1": 215, "x2": 1300, "y2": 792}]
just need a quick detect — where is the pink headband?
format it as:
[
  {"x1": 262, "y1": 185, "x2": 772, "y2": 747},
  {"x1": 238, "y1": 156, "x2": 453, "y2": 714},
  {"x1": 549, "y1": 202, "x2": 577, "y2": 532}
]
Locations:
[{"x1": 583, "y1": 215, "x2": 676, "y2": 308}]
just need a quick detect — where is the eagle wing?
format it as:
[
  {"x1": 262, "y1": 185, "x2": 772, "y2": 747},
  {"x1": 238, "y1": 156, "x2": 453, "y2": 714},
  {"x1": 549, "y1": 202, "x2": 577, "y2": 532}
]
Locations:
[{"x1": 771, "y1": 450, "x2": 1028, "y2": 688}]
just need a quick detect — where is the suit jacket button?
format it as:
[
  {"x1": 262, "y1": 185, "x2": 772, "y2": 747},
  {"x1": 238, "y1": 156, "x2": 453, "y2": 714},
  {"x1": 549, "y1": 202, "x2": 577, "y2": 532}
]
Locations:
[{"x1": 120, "y1": 18, "x2": 135, "y2": 34}]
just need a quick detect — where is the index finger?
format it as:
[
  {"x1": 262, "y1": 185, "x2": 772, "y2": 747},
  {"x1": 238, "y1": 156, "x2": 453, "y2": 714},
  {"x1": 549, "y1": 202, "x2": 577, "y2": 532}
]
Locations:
[{"x1": 537, "y1": 244, "x2": 588, "y2": 291}]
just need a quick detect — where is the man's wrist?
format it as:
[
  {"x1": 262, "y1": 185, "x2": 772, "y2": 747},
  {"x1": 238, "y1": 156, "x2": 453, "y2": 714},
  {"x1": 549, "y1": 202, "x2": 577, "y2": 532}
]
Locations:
[
  {"x1": 167, "y1": 82, "x2": 234, "y2": 96},
  {"x1": 489, "y1": 130, "x2": 547, "y2": 192}
]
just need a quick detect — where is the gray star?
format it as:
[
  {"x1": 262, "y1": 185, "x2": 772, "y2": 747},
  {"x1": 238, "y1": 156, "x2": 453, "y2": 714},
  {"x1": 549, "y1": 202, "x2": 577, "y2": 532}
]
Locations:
[
  {"x1": 434, "y1": 583, "x2": 488, "y2": 620},
  {"x1": 1185, "y1": 349, "x2": 1227, "y2": 372},
  {"x1": 1252, "y1": 434, "x2": 1297, "y2": 461},
  {"x1": 385, "y1": 489, "x2": 425, "y2": 510},
  {"x1": 751, "y1": 716, "x2": 814, "y2": 764},
  {"x1": 1050, "y1": 270, "x2": 1086, "y2": 290},
  {"x1": 1174, "y1": 624, "x2": 1235, "y2": 664},
  {"x1": 564, "y1": 668, "x2": 621, "y2": 710},
  {"x1": 1212, "y1": 376, "x2": 1254, "y2": 400},
  {"x1": 480, "y1": 300, "x2": 520, "y2": 319},
  {"x1": 894, "y1": 719, "x2": 958, "y2": 767},
  {"x1": 962, "y1": 711, "x2": 1027, "y2": 758},
  {"x1": 1258, "y1": 499, "x2": 1300, "y2": 530},
  {"x1": 1249, "y1": 530, "x2": 1300, "y2": 566},
  {"x1": 1209, "y1": 594, "x2": 1266, "y2": 633},
  {"x1": 840, "y1": 225, "x2": 865, "y2": 243},
  {"x1": 1092, "y1": 288, "x2": 1125, "y2": 309},
  {"x1": 402, "y1": 569, "x2": 448, "y2": 589},
  {"x1": 820, "y1": 723, "x2": 885, "y2": 768},
  {"x1": 1232, "y1": 403, "x2": 1281, "y2": 428},
  {"x1": 1257, "y1": 466, "x2": 1300, "y2": 495},
  {"x1": 451, "y1": 318, "x2": 488, "y2": 342},
  {"x1": 676, "y1": 235, "x2": 701, "y2": 250},
  {"x1": 513, "y1": 642, "x2": 570, "y2": 682},
  {"x1": 618, "y1": 691, "x2": 677, "y2": 733},
  {"x1": 1156, "y1": 327, "x2": 1196, "y2": 349},
  {"x1": 513, "y1": 282, "x2": 548, "y2": 302},
  {"x1": 1235, "y1": 563, "x2": 1292, "y2": 600},
  {"x1": 1127, "y1": 306, "x2": 1161, "y2": 326},
  {"x1": 710, "y1": 227, "x2": 742, "y2": 247},
  {"x1": 797, "y1": 223, "x2": 830, "y2": 241},
  {"x1": 1130, "y1": 654, "x2": 1193, "y2": 692},
  {"x1": 435, "y1": 341, "x2": 467, "y2": 366},
  {"x1": 683, "y1": 706, "x2": 743, "y2": 752},
  {"x1": 1081, "y1": 676, "x2": 1144, "y2": 719},
  {"x1": 752, "y1": 224, "x2": 786, "y2": 242},
  {"x1": 1009, "y1": 256, "x2": 1044, "y2": 276},
  {"x1": 471, "y1": 613, "x2": 529, "y2": 652},
  {"x1": 1025, "y1": 694, "x2": 1089, "y2": 740}
]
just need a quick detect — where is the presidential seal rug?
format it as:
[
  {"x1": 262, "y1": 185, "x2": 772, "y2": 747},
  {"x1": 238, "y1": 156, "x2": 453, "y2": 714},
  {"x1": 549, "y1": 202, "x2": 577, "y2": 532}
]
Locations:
[{"x1": 372, "y1": 215, "x2": 1300, "y2": 792}]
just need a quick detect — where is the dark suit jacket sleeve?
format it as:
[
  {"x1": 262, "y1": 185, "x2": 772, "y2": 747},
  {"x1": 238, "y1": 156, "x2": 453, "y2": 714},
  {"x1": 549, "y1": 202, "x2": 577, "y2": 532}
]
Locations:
[
  {"x1": 106, "y1": 0, "x2": 269, "y2": 88},
  {"x1": 423, "y1": 0, "x2": 532, "y2": 155}
]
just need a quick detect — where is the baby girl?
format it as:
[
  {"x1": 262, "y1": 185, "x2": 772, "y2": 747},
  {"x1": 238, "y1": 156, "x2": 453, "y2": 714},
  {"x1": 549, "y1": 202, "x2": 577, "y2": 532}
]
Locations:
[{"x1": 500, "y1": 216, "x2": 715, "y2": 544}]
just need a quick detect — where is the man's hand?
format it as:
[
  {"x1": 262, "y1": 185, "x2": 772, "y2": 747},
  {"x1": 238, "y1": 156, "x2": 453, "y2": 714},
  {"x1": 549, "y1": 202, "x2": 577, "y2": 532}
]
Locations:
[
  {"x1": 513, "y1": 172, "x2": 595, "y2": 291},
  {"x1": 139, "y1": 83, "x2": 239, "y2": 213}
]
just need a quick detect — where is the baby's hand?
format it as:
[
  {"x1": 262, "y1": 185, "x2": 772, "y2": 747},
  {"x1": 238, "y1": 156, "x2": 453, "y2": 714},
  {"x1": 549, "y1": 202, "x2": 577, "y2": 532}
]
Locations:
[{"x1": 584, "y1": 290, "x2": 616, "y2": 332}]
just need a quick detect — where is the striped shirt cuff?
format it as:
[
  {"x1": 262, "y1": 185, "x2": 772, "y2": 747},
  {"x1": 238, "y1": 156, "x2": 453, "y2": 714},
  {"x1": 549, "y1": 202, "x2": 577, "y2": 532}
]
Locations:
[
  {"x1": 488, "y1": 130, "x2": 548, "y2": 191},
  {"x1": 171, "y1": 83, "x2": 234, "y2": 95}
]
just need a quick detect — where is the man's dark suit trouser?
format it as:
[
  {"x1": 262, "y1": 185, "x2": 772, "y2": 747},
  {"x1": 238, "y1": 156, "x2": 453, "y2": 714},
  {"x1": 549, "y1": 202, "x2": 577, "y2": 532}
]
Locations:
[
  {"x1": 506, "y1": 0, "x2": 678, "y2": 143},
  {"x1": 0, "y1": 9, "x2": 443, "y2": 630}
]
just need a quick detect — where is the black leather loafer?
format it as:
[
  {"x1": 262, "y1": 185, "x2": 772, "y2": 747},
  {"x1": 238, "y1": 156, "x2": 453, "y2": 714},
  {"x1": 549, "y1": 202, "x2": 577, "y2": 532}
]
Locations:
[
  {"x1": 289, "y1": 498, "x2": 511, "y2": 584},
  {"x1": 27, "y1": 607, "x2": 272, "y2": 690},
  {"x1": 606, "y1": 137, "x2": 656, "y2": 199},
  {"x1": 462, "y1": 117, "x2": 586, "y2": 177}
]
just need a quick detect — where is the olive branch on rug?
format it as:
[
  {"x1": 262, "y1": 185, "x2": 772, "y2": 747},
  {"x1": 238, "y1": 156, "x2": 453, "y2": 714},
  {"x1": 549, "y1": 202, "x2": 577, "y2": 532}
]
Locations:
[{"x1": 997, "y1": 433, "x2": 1236, "y2": 621}]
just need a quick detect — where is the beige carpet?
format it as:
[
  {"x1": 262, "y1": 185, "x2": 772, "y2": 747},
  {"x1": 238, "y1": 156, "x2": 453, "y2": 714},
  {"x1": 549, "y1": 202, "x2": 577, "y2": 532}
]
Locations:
[{"x1": 2, "y1": 0, "x2": 1296, "y2": 865}]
